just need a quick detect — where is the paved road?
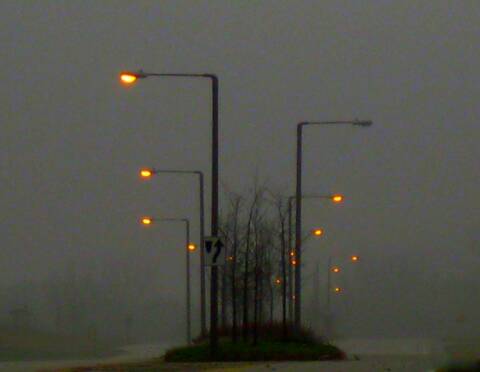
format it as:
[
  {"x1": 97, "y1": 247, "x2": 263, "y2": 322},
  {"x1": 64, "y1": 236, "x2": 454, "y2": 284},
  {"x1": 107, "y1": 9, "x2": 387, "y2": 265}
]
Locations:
[
  {"x1": 0, "y1": 343, "x2": 173, "y2": 372},
  {"x1": 236, "y1": 338, "x2": 448, "y2": 372},
  {"x1": 0, "y1": 338, "x2": 467, "y2": 372}
]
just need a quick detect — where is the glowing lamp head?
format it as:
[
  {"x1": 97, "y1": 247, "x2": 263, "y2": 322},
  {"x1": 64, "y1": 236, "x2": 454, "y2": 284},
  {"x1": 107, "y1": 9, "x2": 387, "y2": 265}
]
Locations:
[
  {"x1": 188, "y1": 243, "x2": 196, "y2": 252},
  {"x1": 332, "y1": 266, "x2": 340, "y2": 273},
  {"x1": 290, "y1": 251, "x2": 295, "y2": 257},
  {"x1": 351, "y1": 255, "x2": 359, "y2": 262},
  {"x1": 141, "y1": 217, "x2": 153, "y2": 226},
  {"x1": 332, "y1": 194, "x2": 344, "y2": 203},
  {"x1": 275, "y1": 278, "x2": 281, "y2": 285},
  {"x1": 227, "y1": 256, "x2": 234, "y2": 261},
  {"x1": 140, "y1": 168, "x2": 153, "y2": 179},
  {"x1": 334, "y1": 287, "x2": 342, "y2": 293},
  {"x1": 120, "y1": 72, "x2": 138, "y2": 84},
  {"x1": 313, "y1": 228, "x2": 324, "y2": 237},
  {"x1": 291, "y1": 259, "x2": 297, "y2": 266}
]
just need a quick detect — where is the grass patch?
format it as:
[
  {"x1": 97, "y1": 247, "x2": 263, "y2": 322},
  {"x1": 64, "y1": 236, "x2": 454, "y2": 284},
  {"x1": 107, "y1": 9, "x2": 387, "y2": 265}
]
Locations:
[{"x1": 164, "y1": 341, "x2": 345, "y2": 362}]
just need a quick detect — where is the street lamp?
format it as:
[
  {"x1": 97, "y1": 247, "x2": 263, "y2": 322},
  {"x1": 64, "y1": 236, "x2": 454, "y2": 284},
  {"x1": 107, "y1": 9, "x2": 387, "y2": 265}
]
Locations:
[
  {"x1": 138, "y1": 167, "x2": 207, "y2": 336},
  {"x1": 121, "y1": 70, "x2": 220, "y2": 349},
  {"x1": 139, "y1": 216, "x2": 195, "y2": 345},
  {"x1": 294, "y1": 119, "x2": 372, "y2": 329},
  {"x1": 139, "y1": 168, "x2": 153, "y2": 179},
  {"x1": 312, "y1": 228, "x2": 324, "y2": 237},
  {"x1": 331, "y1": 194, "x2": 344, "y2": 203},
  {"x1": 351, "y1": 255, "x2": 359, "y2": 262}
]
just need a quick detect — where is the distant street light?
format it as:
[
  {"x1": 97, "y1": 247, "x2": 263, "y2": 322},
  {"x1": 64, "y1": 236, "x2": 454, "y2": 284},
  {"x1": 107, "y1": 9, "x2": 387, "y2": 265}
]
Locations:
[
  {"x1": 140, "y1": 168, "x2": 153, "y2": 179},
  {"x1": 312, "y1": 228, "x2": 324, "y2": 237},
  {"x1": 120, "y1": 72, "x2": 140, "y2": 84},
  {"x1": 334, "y1": 287, "x2": 342, "y2": 293},
  {"x1": 139, "y1": 216, "x2": 194, "y2": 345},
  {"x1": 138, "y1": 167, "x2": 207, "y2": 336},
  {"x1": 286, "y1": 193, "x2": 342, "y2": 322},
  {"x1": 331, "y1": 194, "x2": 344, "y2": 203},
  {"x1": 121, "y1": 70, "x2": 220, "y2": 349},
  {"x1": 351, "y1": 255, "x2": 359, "y2": 262},
  {"x1": 295, "y1": 119, "x2": 372, "y2": 328}
]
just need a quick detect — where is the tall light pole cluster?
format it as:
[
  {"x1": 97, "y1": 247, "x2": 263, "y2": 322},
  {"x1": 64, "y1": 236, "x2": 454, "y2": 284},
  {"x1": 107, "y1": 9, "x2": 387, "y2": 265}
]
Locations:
[
  {"x1": 294, "y1": 120, "x2": 372, "y2": 328},
  {"x1": 139, "y1": 167, "x2": 206, "y2": 337},
  {"x1": 120, "y1": 70, "x2": 220, "y2": 351},
  {"x1": 119, "y1": 69, "x2": 373, "y2": 348}
]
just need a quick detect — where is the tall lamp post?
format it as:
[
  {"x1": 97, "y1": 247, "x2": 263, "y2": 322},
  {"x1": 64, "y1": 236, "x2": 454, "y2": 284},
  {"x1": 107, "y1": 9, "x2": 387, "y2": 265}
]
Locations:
[
  {"x1": 120, "y1": 70, "x2": 220, "y2": 349},
  {"x1": 140, "y1": 216, "x2": 196, "y2": 344},
  {"x1": 139, "y1": 168, "x2": 206, "y2": 336},
  {"x1": 294, "y1": 119, "x2": 372, "y2": 329}
]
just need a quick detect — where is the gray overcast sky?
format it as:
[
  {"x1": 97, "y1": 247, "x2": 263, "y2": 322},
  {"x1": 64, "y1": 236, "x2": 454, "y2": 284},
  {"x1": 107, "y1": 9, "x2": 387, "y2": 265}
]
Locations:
[{"x1": 1, "y1": 1, "x2": 479, "y2": 334}]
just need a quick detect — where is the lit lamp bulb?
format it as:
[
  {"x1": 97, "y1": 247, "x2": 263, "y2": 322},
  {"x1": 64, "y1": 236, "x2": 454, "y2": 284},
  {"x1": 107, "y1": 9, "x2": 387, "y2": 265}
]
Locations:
[
  {"x1": 332, "y1": 194, "x2": 344, "y2": 203},
  {"x1": 140, "y1": 168, "x2": 153, "y2": 179},
  {"x1": 332, "y1": 266, "x2": 340, "y2": 273},
  {"x1": 334, "y1": 287, "x2": 342, "y2": 293},
  {"x1": 188, "y1": 243, "x2": 196, "y2": 252},
  {"x1": 120, "y1": 72, "x2": 137, "y2": 84},
  {"x1": 313, "y1": 228, "x2": 324, "y2": 237},
  {"x1": 141, "y1": 217, "x2": 152, "y2": 226}
]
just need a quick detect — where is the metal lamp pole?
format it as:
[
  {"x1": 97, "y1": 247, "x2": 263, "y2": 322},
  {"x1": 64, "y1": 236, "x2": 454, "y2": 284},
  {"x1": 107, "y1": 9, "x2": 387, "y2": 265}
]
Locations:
[
  {"x1": 294, "y1": 119, "x2": 372, "y2": 329},
  {"x1": 141, "y1": 168, "x2": 206, "y2": 336},
  {"x1": 121, "y1": 71, "x2": 219, "y2": 347}
]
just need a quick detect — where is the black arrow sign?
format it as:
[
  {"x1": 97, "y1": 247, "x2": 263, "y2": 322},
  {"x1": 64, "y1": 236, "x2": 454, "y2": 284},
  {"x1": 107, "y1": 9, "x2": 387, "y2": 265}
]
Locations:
[
  {"x1": 205, "y1": 240, "x2": 213, "y2": 254},
  {"x1": 212, "y1": 239, "x2": 224, "y2": 263}
]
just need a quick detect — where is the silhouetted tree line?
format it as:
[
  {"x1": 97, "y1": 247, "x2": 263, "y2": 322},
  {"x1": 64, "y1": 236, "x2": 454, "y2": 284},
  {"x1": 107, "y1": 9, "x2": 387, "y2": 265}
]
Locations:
[{"x1": 218, "y1": 181, "x2": 293, "y2": 343}]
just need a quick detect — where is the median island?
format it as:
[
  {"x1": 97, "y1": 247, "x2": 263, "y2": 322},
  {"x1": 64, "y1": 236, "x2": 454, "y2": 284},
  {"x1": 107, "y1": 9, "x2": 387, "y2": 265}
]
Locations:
[
  {"x1": 60, "y1": 324, "x2": 345, "y2": 371},
  {"x1": 165, "y1": 340, "x2": 344, "y2": 362}
]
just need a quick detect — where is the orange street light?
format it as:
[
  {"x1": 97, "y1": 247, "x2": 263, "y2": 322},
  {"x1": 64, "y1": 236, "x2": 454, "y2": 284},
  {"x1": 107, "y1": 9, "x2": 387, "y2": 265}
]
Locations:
[
  {"x1": 331, "y1": 194, "x2": 344, "y2": 203},
  {"x1": 334, "y1": 287, "x2": 342, "y2": 293},
  {"x1": 332, "y1": 266, "x2": 340, "y2": 273},
  {"x1": 312, "y1": 228, "x2": 324, "y2": 237},
  {"x1": 141, "y1": 217, "x2": 153, "y2": 226},
  {"x1": 140, "y1": 168, "x2": 154, "y2": 179},
  {"x1": 227, "y1": 256, "x2": 234, "y2": 261},
  {"x1": 188, "y1": 243, "x2": 196, "y2": 252},
  {"x1": 275, "y1": 278, "x2": 281, "y2": 285},
  {"x1": 120, "y1": 72, "x2": 138, "y2": 84},
  {"x1": 351, "y1": 255, "x2": 359, "y2": 262},
  {"x1": 291, "y1": 259, "x2": 297, "y2": 266}
]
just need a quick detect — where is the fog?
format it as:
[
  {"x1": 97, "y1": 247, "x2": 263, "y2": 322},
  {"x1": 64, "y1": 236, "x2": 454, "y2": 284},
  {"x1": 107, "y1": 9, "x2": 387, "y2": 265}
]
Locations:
[{"x1": 1, "y1": 0, "x2": 479, "y2": 357}]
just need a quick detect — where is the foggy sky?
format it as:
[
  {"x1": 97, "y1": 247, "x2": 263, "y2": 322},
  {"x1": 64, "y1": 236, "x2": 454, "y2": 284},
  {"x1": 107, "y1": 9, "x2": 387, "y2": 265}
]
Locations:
[{"x1": 1, "y1": 1, "x2": 479, "y2": 337}]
